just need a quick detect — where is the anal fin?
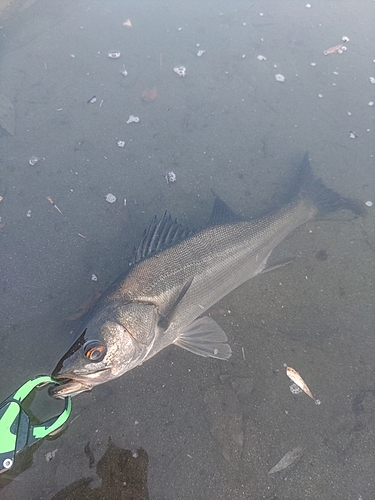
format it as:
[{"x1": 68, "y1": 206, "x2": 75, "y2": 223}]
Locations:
[{"x1": 174, "y1": 316, "x2": 232, "y2": 360}]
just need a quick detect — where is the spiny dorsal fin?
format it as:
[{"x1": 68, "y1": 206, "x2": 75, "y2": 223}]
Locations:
[
  {"x1": 208, "y1": 192, "x2": 243, "y2": 226},
  {"x1": 133, "y1": 211, "x2": 193, "y2": 264}
]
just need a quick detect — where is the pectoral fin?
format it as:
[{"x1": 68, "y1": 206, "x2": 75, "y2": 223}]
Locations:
[
  {"x1": 174, "y1": 316, "x2": 232, "y2": 360},
  {"x1": 157, "y1": 277, "x2": 194, "y2": 330}
]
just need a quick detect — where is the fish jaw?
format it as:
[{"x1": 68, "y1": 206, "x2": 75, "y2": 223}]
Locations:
[{"x1": 50, "y1": 368, "x2": 112, "y2": 398}]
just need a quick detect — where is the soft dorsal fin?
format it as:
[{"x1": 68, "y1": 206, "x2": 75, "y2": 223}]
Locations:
[
  {"x1": 208, "y1": 193, "x2": 243, "y2": 226},
  {"x1": 133, "y1": 211, "x2": 193, "y2": 264}
]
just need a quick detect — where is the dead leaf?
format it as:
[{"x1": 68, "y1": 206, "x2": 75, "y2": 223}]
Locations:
[{"x1": 141, "y1": 86, "x2": 157, "y2": 102}]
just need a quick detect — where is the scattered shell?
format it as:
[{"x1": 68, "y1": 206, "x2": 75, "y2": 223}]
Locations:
[
  {"x1": 141, "y1": 86, "x2": 157, "y2": 102},
  {"x1": 123, "y1": 18, "x2": 132, "y2": 27},
  {"x1": 349, "y1": 131, "x2": 357, "y2": 139},
  {"x1": 369, "y1": 77, "x2": 375, "y2": 84},
  {"x1": 117, "y1": 140, "x2": 125, "y2": 147},
  {"x1": 283, "y1": 364, "x2": 320, "y2": 404},
  {"x1": 91, "y1": 274, "x2": 98, "y2": 282},
  {"x1": 105, "y1": 193, "x2": 117, "y2": 203},
  {"x1": 257, "y1": 55, "x2": 266, "y2": 61},
  {"x1": 121, "y1": 65, "x2": 128, "y2": 77},
  {"x1": 275, "y1": 74, "x2": 285, "y2": 82},
  {"x1": 26, "y1": 210, "x2": 31, "y2": 218},
  {"x1": 268, "y1": 447, "x2": 303, "y2": 474},
  {"x1": 289, "y1": 383, "x2": 302, "y2": 394},
  {"x1": 126, "y1": 115, "x2": 140, "y2": 124},
  {"x1": 173, "y1": 66, "x2": 186, "y2": 77},
  {"x1": 365, "y1": 201, "x2": 373, "y2": 207},
  {"x1": 108, "y1": 52, "x2": 121, "y2": 59},
  {"x1": 45, "y1": 450, "x2": 57, "y2": 462},
  {"x1": 197, "y1": 50, "x2": 206, "y2": 57},
  {"x1": 164, "y1": 171, "x2": 176, "y2": 185},
  {"x1": 341, "y1": 36, "x2": 350, "y2": 42},
  {"x1": 29, "y1": 156, "x2": 40, "y2": 166}
]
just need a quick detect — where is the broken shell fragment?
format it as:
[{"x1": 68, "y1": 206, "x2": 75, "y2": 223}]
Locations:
[
  {"x1": 108, "y1": 52, "x2": 121, "y2": 59},
  {"x1": 365, "y1": 201, "x2": 373, "y2": 207},
  {"x1": 105, "y1": 193, "x2": 117, "y2": 203},
  {"x1": 257, "y1": 55, "x2": 266, "y2": 61},
  {"x1": 126, "y1": 115, "x2": 139, "y2": 124},
  {"x1": 29, "y1": 156, "x2": 40, "y2": 166},
  {"x1": 123, "y1": 18, "x2": 132, "y2": 27},
  {"x1": 120, "y1": 65, "x2": 128, "y2": 77},
  {"x1": 117, "y1": 140, "x2": 125, "y2": 147},
  {"x1": 164, "y1": 171, "x2": 176, "y2": 185},
  {"x1": 275, "y1": 74, "x2": 285, "y2": 82},
  {"x1": 173, "y1": 66, "x2": 186, "y2": 77},
  {"x1": 197, "y1": 50, "x2": 206, "y2": 57}
]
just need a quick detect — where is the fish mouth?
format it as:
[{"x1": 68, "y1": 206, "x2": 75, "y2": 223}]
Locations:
[{"x1": 50, "y1": 368, "x2": 111, "y2": 399}]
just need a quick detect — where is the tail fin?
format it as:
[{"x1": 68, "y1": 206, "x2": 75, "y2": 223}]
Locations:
[{"x1": 300, "y1": 152, "x2": 364, "y2": 216}]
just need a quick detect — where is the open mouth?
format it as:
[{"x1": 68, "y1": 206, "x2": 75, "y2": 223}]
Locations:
[
  {"x1": 50, "y1": 368, "x2": 112, "y2": 398},
  {"x1": 49, "y1": 378, "x2": 92, "y2": 398}
]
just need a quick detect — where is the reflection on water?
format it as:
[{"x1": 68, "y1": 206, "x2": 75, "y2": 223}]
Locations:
[{"x1": 52, "y1": 439, "x2": 149, "y2": 500}]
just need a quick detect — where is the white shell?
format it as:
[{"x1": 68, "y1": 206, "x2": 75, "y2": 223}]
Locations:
[
  {"x1": 117, "y1": 140, "x2": 125, "y2": 147},
  {"x1": 173, "y1": 66, "x2": 186, "y2": 77},
  {"x1": 108, "y1": 52, "x2": 121, "y2": 59},
  {"x1": 275, "y1": 73, "x2": 285, "y2": 82},
  {"x1": 105, "y1": 193, "x2": 117, "y2": 203},
  {"x1": 29, "y1": 156, "x2": 40, "y2": 166},
  {"x1": 91, "y1": 274, "x2": 98, "y2": 281},
  {"x1": 365, "y1": 201, "x2": 373, "y2": 207},
  {"x1": 123, "y1": 18, "x2": 132, "y2": 28},
  {"x1": 257, "y1": 55, "x2": 266, "y2": 61},
  {"x1": 126, "y1": 115, "x2": 140, "y2": 124}
]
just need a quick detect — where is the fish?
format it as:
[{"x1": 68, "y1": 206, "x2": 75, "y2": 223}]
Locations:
[
  {"x1": 284, "y1": 363, "x2": 320, "y2": 404},
  {"x1": 268, "y1": 447, "x2": 303, "y2": 474},
  {"x1": 50, "y1": 152, "x2": 363, "y2": 398},
  {"x1": 323, "y1": 43, "x2": 344, "y2": 55}
]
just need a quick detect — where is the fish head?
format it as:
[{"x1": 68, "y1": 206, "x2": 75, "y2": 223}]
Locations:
[{"x1": 50, "y1": 302, "x2": 159, "y2": 398}]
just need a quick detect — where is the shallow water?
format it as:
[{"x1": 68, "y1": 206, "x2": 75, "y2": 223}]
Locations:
[{"x1": 0, "y1": 0, "x2": 374, "y2": 498}]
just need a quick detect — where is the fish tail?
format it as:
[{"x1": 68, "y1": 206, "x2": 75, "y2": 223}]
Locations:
[{"x1": 299, "y1": 152, "x2": 364, "y2": 216}]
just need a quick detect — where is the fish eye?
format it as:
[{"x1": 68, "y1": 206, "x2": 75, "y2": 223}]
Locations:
[{"x1": 83, "y1": 340, "x2": 107, "y2": 362}]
